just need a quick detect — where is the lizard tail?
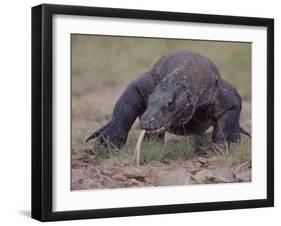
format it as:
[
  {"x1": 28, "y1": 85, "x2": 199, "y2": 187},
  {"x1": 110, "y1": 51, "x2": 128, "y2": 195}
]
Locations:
[{"x1": 240, "y1": 127, "x2": 251, "y2": 138}]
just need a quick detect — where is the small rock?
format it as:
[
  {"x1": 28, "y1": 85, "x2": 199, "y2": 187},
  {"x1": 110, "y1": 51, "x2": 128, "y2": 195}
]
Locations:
[
  {"x1": 159, "y1": 168, "x2": 191, "y2": 186},
  {"x1": 100, "y1": 176, "x2": 114, "y2": 186},
  {"x1": 112, "y1": 174, "x2": 127, "y2": 182},
  {"x1": 207, "y1": 165, "x2": 216, "y2": 170},
  {"x1": 71, "y1": 160, "x2": 80, "y2": 169},
  {"x1": 149, "y1": 161, "x2": 163, "y2": 167},
  {"x1": 129, "y1": 178, "x2": 140, "y2": 185},
  {"x1": 195, "y1": 162, "x2": 202, "y2": 168},
  {"x1": 124, "y1": 181, "x2": 136, "y2": 187},
  {"x1": 191, "y1": 169, "x2": 213, "y2": 183},
  {"x1": 93, "y1": 174, "x2": 101, "y2": 180},
  {"x1": 101, "y1": 169, "x2": 114, "y2": 176},
  {"x1": 208, "y1": 156, "x2": 225, "y2": 163},
  {"x1": 161, "y1": 158, "x2": 171, "y2": 164},
  {"x1": 234, "y1": 169, "x2": 251, "y2": 182},
  {"x1": 190, "y1": 168, "x2": 201, "y2": 175},
  {"x1": 78, "y1": 178, "x2": 83, "y2": 184},
  {"x1": 123, "y1": 168, "x2": 146, "y2": 181},
  {"x1": 90, "y1": 182, "x2": 102, "y2": 189},
  {"x1": 198, "y1": 157, "x2": 208, "y2": 164},
  {"x1": 144, "y1": 178, "x2": 153, "y2": 184},
  {"x1": 82, "y1": 155, "x2": 92, "y2": 163},
  {"x1": 89, "y1": 167, "x2": 100, "y2": 174},
  {"x1": 208, "y1": 176, "x2": 229, "y2": 183},
  {"x1": 211, "y1": 167, "x2": 235, "y2": 183},
  {"x1": 119, "y1": 159, "x2": 131, "y2": 167},
  {"x1": 232, "y1": 161, "x2": 251, "y2": 174}
]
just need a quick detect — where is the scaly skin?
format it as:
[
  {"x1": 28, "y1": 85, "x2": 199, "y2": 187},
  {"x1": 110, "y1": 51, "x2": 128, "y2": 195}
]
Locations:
[{"x1": 86, "y1": 50, "x2": 249, "y2": 149}]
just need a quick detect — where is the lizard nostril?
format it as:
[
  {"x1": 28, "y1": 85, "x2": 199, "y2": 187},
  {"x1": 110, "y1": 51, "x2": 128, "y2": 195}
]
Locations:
[{"x1": 140, "y1": 117, "x2": 155, "y2": 129}]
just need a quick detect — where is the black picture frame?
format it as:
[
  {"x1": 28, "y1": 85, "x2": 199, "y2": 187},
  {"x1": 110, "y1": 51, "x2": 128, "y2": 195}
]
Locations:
[{"x1": 32, "y1": 3, "x2": 274, "y2": 222}]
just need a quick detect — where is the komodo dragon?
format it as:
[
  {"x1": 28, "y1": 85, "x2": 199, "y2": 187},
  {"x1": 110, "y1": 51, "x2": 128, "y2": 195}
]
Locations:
[{"x1": 86, "y1": 50, "x2": 250, "y2": 149}]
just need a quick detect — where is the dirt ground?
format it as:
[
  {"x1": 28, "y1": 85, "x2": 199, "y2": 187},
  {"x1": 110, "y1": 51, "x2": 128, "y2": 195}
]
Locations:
[{"x1": 72, "y1": 150, "x2": 251, "y2": 190}]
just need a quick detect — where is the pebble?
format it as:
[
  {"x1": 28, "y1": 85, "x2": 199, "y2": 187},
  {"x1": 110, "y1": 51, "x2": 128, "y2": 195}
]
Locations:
[
  {"x1": 123, "y1": 168, "x2": 146, "y2": 179},
  {"x1": 129, "y1": 178, "x2": 140, "y2": 185},
  {"x1": 198, "y1": 157, "x2": 208, "y2": 165},
  {"x1": 159, "y1": 168, "x2": 191, "y2": 186},
  {"x1": 191, "y1": 169, "x2": 213, "y2": 183},
  {"x1": 234, "y1": 170, "x2": 251, "y2": 182},
  {"x1": 112, "y1": 174, "x2": 127, "y2": 182},
  {"x1": 232, "y1": 161, "x2": 251, "y2": 174},
  {"x1": 101, "y1": 169, "x2": 114, "y2": 176}
]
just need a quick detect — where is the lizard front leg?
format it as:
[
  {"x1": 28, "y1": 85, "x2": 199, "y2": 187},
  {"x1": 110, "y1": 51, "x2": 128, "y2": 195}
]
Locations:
[{"x1": 86, "y1": 71, "x2": 156, "y2": 149}]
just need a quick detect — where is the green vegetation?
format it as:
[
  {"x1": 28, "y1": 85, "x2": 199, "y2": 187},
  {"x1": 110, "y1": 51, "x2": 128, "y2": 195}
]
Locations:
[
  {"x1": 75, "y1": 127, "x2": 251, "y2": 163},
  {"x1": 93, "y1": 131, "x2": 198, "y2": 162}
]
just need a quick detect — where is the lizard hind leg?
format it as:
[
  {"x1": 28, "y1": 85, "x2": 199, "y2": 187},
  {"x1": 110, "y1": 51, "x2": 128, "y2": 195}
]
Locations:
[{"x1": 212, "y1": 106, "x2": 241, "y2": 144}]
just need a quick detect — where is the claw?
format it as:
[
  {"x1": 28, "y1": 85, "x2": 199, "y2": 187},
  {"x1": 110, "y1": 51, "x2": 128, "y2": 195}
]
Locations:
[
  {"x1": 85, "y1": 123, "x2": 111, "y2": 143},
  {"x1": 85, "y1": 129, "x2": 102, "y2": 143}
]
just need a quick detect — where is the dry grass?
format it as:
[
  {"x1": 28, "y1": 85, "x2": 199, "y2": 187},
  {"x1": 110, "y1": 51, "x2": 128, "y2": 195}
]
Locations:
[{"x1": 78, "y1": 129, "x2": 251, "y2": 164}]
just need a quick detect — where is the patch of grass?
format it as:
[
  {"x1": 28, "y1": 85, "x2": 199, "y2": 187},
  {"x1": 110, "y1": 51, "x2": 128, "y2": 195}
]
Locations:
[
  {"x1": 95, "y1": 131, "x2": 211, "y2": 162},
  {"x1": 72, "y1": 127, "x2": 88, "y2": 150},
  {"x1": 72, "y1": 124, "x2": 251, "y2": 165},
  {"x1": 225, "y1": 137, "x2": 252, "y2": 161},
  {"x1": 122, "y1": 131, "x2": 177, "y2": 161}
]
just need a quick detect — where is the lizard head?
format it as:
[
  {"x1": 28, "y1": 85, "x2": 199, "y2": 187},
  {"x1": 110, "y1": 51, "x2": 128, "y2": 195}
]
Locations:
[{"x1": 140, "y1": 76, "x2": 196, "y2": 134}]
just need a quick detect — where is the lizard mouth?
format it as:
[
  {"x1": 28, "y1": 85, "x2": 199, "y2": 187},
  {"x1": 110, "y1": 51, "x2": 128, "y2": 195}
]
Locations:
[
  {"x1": 142, "y1": 122, "x2": 170, "y2": 134},
  {"x1": 145, "y1": 126, "x2": 166, "y2": 134}
]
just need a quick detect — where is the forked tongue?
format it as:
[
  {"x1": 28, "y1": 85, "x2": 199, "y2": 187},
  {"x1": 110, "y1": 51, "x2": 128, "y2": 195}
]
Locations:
[{"x1": 133, "y1": 130, "x2": 146, "y2": 166}]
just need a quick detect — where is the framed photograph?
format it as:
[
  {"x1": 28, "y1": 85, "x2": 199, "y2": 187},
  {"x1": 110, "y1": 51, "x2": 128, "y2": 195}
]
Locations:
[{"x1": 32, "y1": 4, "x2": 274, "y2": 221}]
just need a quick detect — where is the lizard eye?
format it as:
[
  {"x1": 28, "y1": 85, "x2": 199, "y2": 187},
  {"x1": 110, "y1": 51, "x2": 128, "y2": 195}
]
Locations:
[{"x1": 167, "y1": 100, "x2": 175, "y2": 111}]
